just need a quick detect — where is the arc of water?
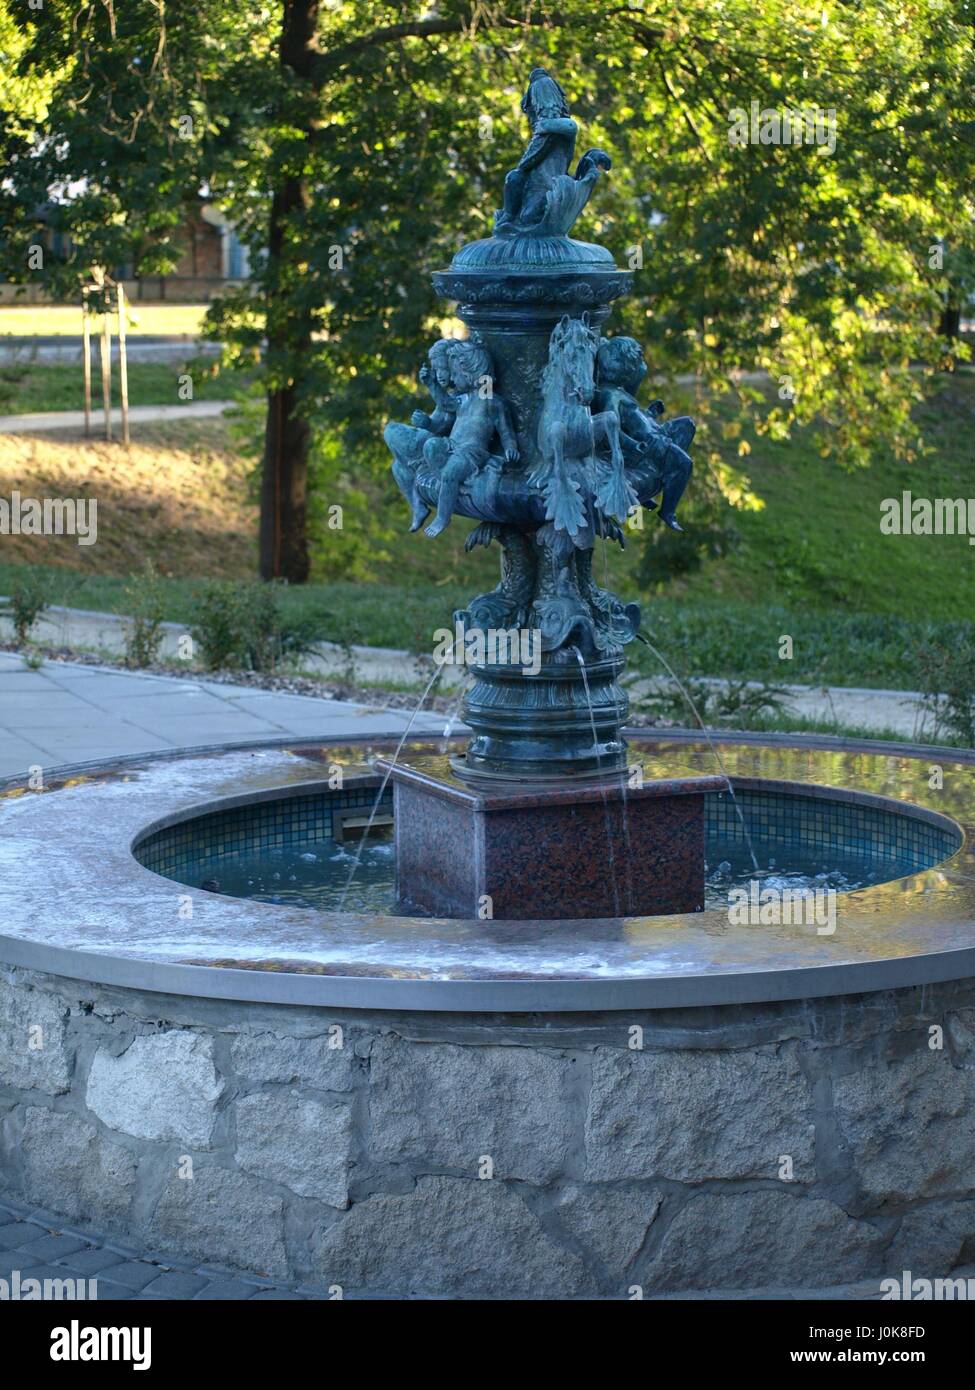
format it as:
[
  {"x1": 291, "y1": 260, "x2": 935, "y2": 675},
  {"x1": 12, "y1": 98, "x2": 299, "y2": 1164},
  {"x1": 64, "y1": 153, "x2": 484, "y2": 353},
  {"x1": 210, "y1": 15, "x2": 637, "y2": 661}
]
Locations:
[
  {"x1": 572, "y1": 646, "x2": 623, "y2": 918},
  {"x1": 338, "y1": 648, "x2": 461, "y2": 913},
  {"x1": 635, "y1": 631, "x2": 760, "y2": 874}
]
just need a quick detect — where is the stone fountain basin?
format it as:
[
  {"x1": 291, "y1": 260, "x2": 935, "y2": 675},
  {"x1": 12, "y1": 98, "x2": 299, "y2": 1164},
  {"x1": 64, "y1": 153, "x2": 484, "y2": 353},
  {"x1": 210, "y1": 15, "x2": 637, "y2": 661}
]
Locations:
[
  {"x1": 3, "y1": 732, "x2": 975, "y2": 1297},
  {"x1": 0, "y1": 733, "x2": 971, "y2": 1011}
]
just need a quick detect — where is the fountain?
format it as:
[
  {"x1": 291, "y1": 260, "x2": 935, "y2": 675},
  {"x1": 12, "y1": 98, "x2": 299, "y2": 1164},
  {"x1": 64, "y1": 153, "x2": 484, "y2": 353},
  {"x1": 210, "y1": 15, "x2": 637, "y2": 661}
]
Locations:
[
  {"x1": 2, "y1": 69, "x2": 974, "y2": 1300},
  {"x1": 382, "y1": 66, "x2": 715, "y2": 919}
]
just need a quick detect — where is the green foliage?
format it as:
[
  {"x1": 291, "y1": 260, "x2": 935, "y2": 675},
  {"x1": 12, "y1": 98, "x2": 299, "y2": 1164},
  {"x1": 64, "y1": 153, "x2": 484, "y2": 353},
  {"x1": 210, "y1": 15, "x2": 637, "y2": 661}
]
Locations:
[
  {"x1": 122, "y1": 561, "x2": 167, "y2": 668},
  {"x1": 915, "y1": 637, "x2": 975, "y2": 747},
  {"x1": 3, "y1": 0, "x2": 973, "y2": 581},
  {"x1": 625, "y1": 673, "x2": 790, "y2": 728},
  {"x1": 190, "y1": 578, "x2": 329, "y2": 672},
  {"x1": 0, "y1": 360, "x2": 247, "y2": 415},
  {"x1": 8, "y1": 569, "x2": 50, "y2": 645},
  {"x1": 636, "y1": 462, "x2": 744, "y2": 581}
]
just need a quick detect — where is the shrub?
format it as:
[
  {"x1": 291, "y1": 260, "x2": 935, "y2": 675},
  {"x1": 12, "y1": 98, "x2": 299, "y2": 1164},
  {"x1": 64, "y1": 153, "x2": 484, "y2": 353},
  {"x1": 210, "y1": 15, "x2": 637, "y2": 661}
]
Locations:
[
  {"x1": 625, "y1": 673, "x2": 790, "y2": 729},
  {"x1": 915, "y1": 639, "x2": 975, "y2": 746},
  {"x1": 9, "y1": 570, "x2": 50, "y2": 646},
  {"x1": 122, "y1": 561, "x2": 167, "y2": 668},
  {"x1": 191, "y1": 579, "x2": 330, "y2": 673}
]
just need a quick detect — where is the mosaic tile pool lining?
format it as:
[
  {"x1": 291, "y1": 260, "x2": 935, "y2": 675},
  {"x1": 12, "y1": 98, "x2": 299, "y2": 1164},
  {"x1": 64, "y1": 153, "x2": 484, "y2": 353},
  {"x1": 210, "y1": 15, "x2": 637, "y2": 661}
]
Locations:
[{"x1": 134, "y1": 783, "x2": 959, "y2": 886}]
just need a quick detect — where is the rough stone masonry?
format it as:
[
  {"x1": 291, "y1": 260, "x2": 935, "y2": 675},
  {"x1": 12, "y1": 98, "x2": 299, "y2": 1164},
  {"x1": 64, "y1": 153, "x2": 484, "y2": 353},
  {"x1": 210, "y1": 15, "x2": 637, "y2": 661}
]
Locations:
[{"x1": 2, "y1": 964, "x2": 975, "y2": 1298}]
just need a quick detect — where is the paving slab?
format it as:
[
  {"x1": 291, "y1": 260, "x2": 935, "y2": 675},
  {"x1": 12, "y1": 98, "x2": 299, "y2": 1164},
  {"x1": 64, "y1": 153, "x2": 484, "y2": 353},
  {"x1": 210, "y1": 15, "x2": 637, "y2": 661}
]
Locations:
[
  {"x1": 0, "y1": 734, "x2": 55, "y2": 778},
  {"x1": 0, "y1": 650, "x2": 448, "y2": 778}
]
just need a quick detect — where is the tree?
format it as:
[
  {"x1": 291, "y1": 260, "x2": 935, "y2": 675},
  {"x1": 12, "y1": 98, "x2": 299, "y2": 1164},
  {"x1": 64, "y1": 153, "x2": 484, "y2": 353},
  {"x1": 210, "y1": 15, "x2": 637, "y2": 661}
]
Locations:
[{"x1": 2, "y1": 1, "x2": 973, "y2": 581}]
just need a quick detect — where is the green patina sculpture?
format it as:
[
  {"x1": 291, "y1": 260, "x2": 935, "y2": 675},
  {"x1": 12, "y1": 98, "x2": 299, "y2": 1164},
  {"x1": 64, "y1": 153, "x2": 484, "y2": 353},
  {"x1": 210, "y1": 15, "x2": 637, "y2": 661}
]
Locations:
[{"x1": 384, "y1": 67, "x2": 695, "y2": 779}]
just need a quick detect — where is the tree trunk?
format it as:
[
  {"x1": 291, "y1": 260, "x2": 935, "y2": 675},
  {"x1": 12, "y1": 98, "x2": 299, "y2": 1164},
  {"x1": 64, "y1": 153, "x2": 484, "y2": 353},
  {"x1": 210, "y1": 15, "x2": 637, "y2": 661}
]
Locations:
[
  {"x1": 260, "y1": 0, "x2": 319, "y2": 582},
  {"x1": 939, "y1": 301, "x2": 961, "y2": 342}
]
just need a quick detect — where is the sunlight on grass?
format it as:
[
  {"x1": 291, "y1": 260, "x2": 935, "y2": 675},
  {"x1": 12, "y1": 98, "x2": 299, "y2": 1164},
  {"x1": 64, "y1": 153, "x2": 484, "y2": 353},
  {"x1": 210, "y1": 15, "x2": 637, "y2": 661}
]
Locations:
[{"x1": 0, "y1": 303, "x2": 211, "y2": 336}]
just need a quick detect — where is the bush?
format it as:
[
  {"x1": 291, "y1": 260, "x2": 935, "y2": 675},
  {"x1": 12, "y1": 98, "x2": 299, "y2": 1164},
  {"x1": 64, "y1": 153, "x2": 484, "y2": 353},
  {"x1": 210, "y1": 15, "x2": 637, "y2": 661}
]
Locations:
[
  {"x1": 122, "y1": 561, "x2": 167, "y2": 668},
  {"x1": 191, "y1": 579, "x2": 330, "y2": 673},
  {"x1": 915, "y1": 638, "x2": 975, "y2": 746},
  {"x1": 9, "y1": 570, "x2": 50, "y2": 646},
  {"x1": 625, "y1": 673, "x2": 790, "y2": 728}
]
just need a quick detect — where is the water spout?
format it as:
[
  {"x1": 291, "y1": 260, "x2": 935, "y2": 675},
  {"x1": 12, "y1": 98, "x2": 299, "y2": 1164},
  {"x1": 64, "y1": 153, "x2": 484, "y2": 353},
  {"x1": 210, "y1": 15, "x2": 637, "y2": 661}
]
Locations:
[
  {"x1": 338, "y1": 657, "x2": 453, "y2": 911},
  {"x1": 572, "y1": 645, "x2": 623, "y2": 916},
  {"x1": 635, "y1": 631, "x2": 760, "y2": 874}
]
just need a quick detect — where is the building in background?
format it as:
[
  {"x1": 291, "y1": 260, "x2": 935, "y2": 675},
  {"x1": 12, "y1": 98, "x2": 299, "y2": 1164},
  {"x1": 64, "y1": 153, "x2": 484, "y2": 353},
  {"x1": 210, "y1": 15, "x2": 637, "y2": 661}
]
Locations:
[{"x1": 0, "y1": 202, "x2": 252, "y2": 304}]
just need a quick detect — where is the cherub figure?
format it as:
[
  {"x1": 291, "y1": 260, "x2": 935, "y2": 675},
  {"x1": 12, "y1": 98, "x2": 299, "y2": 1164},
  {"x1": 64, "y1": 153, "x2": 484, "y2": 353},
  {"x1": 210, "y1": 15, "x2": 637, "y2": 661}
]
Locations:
[
  {"x1": 422, "y1": 340, "x2": 519, "y2": 538},
  {"x1": 409, "y1": 339, "x2": 458, "y2": 434},
  {"x1": 384, "y1": 338, "x2": 458, "y2": 531},
  {"x1": 593, "y1": 336, "x2": 695, "y2": 531}
]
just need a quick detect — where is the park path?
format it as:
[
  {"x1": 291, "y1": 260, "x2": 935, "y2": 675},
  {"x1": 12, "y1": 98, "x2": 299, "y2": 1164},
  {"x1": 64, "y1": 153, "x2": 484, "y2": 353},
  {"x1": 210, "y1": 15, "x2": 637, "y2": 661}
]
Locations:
[
  {"x1": 0, "y1": 649, "x2": 446, "y2": 779},
  {"x1": 0, "y1": 399, "x2": 232, "y2": 434},
  {"x1": 1, "y1": 603, "x2": 931, "y2": 737}
]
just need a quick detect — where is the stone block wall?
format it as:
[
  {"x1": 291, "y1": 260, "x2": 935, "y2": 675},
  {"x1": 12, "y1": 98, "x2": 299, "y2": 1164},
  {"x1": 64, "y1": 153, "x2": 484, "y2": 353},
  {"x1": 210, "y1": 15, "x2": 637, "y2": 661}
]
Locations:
[{"x1": 2, "y1": 963, "x2": 975, "y2": 1297}]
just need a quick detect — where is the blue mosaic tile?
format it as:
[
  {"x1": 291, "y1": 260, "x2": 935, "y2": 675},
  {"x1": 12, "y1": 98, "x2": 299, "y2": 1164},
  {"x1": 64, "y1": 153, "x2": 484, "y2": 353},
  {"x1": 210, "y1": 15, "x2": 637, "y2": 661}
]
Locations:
[{"x1": 135, "y1": 785, "x2": 956, "y2": 887}]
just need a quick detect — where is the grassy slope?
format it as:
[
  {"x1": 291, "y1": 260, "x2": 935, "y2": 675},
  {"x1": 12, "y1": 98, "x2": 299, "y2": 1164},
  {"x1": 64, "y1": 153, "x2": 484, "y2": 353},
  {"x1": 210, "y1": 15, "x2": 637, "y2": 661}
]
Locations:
[
  {"x1": 0, "y1": 360, "x2": 246, "y2": 414},
  {"x1": 0, "y1": 419, "x2": 257, "y2": 577},
  {"x1": 0, "y1": 377, "x2": 972, "y2": 689},
  {"x1": 674, "y1": 376, "x2": 975, "y2": 622}
]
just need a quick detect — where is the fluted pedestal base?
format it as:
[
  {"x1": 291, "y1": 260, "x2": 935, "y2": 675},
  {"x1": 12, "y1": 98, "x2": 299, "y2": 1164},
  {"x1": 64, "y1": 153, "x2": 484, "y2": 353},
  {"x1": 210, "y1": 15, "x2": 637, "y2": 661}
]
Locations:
[{"x1": 460, "y1": 654, "x2": 629, "y2": 780}]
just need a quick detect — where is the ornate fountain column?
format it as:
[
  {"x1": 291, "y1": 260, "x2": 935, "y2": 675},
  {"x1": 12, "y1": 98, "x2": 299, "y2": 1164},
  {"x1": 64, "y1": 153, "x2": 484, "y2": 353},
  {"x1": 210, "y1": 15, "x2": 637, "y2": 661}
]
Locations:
[
  {"x1": 431, "y1": 240, "x2": 636, "y2": 779},
  {"x1": 381, "y1": 67, "x2": 707, "y2": 916}
]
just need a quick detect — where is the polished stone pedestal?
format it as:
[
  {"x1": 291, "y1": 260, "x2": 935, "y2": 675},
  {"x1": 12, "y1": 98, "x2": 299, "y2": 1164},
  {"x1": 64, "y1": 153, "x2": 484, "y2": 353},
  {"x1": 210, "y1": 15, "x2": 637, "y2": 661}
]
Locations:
[{"x1": 379, "y1": 755, "x2": 725, "y2": 920}]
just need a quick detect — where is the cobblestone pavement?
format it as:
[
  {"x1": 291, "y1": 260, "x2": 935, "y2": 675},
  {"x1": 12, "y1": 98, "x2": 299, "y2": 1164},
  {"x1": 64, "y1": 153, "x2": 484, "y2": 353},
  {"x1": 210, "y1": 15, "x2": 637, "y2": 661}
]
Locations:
[{"x1": 0, "y1": 1196, "x2": 326, "y2": 1301}]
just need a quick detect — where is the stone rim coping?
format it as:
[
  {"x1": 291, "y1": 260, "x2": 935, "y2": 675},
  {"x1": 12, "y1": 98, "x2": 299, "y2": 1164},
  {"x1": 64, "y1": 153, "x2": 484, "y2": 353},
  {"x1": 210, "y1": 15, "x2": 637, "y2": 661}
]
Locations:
[{"x1": 0, "y1": 730, "x2": 973, "y2": 1013}]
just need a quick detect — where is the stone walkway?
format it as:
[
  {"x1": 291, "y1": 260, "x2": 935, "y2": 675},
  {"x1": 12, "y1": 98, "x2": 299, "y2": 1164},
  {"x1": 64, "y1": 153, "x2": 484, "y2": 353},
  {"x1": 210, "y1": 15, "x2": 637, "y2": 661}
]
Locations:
[
  {"x1": 0, "y1": 650, "x2": 447, "y2": 779},
  {"x1": 0, "y1": 1195, "x2": 320, "y2": 1300},
  {"x1": 0, "y1": 605, "x2": 934, "y2": 733},
  {"x1": 0, "y1": 399, "x2": 231, "y2": 434}
]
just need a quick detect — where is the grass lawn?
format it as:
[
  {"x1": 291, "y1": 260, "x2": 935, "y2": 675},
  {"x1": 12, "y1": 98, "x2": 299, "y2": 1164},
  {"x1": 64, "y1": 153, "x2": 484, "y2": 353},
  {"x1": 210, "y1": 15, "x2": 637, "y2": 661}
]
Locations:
[
  {"x1": 0, "y1": 375, "x2": 972, "y2": 694},
  {"x1": 0, "y1": 564, "x2": 963, "y2": 693},
  {"x1": 0, "y1": 360, "x2": 247, "y2": 414},
  {"x1": 0, "y1": 419, "x2": 257, "y2": 576},
  {"x1": 0, "y1": 303, "x2": 211, "y2": 336},
  {"x1": 675, "y1": 374, "x2": 975, "y2": 622}
]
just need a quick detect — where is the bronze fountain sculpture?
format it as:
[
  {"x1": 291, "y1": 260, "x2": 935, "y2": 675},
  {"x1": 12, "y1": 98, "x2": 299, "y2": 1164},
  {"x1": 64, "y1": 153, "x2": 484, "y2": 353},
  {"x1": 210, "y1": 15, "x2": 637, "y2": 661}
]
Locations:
[
  {"x1": 382, "y1": 68, "x2": 713, "y2": 919},
  {"x1": 386, "y1": 67, "x2": 694, "y2": 781}
]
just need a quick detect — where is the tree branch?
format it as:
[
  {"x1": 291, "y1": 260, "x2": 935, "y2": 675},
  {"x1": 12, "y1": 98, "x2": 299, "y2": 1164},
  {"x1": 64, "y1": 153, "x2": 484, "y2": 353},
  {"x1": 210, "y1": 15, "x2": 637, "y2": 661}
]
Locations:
[{"x1": 311, "y1": 8, "x2": 669, "y2": 84}]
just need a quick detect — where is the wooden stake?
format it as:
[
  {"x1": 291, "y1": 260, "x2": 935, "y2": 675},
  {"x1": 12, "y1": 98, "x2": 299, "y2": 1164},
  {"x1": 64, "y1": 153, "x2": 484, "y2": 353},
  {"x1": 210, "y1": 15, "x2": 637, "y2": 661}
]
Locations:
[
  {"x1": 82, "y1": 289, "x2": 92, "y2": 438},
  {"x1": 117, "y1": 283, "x2": 129, "y2": 446},
  {"x1": 100, "y1": 304, "x2": 112, "y2": 441}
]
